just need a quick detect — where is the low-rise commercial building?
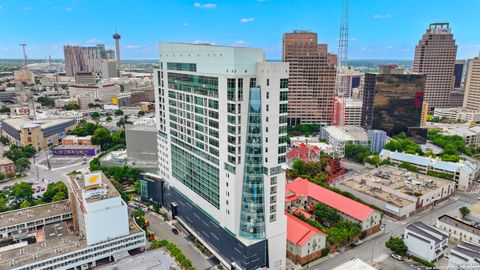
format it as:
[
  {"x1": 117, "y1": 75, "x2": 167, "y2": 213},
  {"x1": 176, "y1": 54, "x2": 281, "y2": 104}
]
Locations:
[
  {"x1": 286, "y1": 177, "x2": 382, "y2": 235},
  {"x1": 336, "y1": 166, "x2": 455, "y2": 219},
  {"x1": 332, "y1": 257, "x2": 378, "y2": 270},
  {"x1": 69, "y1": 83, "x2": 120, "y2": 103},
  {"x1": 448, "y1": 242, "x2": 480, "y2": 270},
  {"x1": 52, "y1": 145, "x2": 100, "y2": 156},
  {"x1": 433, "y1": 107, "x2": 480, "y2": 123},
  {"x1": 99, "y1": 150, "x2": 127, "y2": 167},
  {"x1": 404, "y1": 221, "x2": 448, "y2": 262},
  {"x1": 286, "y1": 212, "x2": 327, "y2": 265},
  {"x1": 380, "y1": 149, "x2": 479, "y2": 191},
  {"x1": 320, "y1": 126, "x2": 369, "y2": 157},
  {"x1": 436, "y1": 215, "x2": 480, "y2": 245},
  {"x1": 0, "y1": 118, "x2": 76, "y2": 150},
  {"x1": 62, "y1": 135, "x2": 92, "y2": 145},
  {"x1": 425, "y1": 122, "x2": 480, "y2": 148}
]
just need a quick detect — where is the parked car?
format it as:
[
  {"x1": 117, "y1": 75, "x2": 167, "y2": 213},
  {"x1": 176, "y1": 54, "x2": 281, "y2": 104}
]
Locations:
[
  {"x1": 391, "y1": 254, "x2": 403, "y2": 261},
  {"x1": 171, "y1": 228, "x2": 179, "y2": 235}
]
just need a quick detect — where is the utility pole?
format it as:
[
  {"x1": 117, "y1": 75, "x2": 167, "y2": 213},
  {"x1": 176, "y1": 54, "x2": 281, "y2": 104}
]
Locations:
[{"x1": 371, "y1": 241, "x2": 377, "y2": 264}]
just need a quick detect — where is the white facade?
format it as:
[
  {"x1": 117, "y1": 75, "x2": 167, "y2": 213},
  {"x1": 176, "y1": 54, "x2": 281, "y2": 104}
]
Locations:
[
  {"x1": 448, "y1": 242, "x2": 480, "y2": 270},
  {"x1": 320, "y1": 125, "x2": 369, "y2": 157},
  {"x1": 155, "y1": 43, "x2": 288, "y2": 269},
  {"x1": 433, "y1": 107, "x2": 480, "y2": 123},
  {"x1": 464, "y1": 55, "x2": 480, "y2": 110},
  {"x1": 380, "y1": 149, "x2": 479, "y2": 191},
  {"x1": 337, "y1": 98, "x2": 363, "y2": 126},
  {"x1": 69, "y1": 83, "x2": 120, "y2": 103},
  {"x1": 404, "y1": 222, "x2": 448, "y2": 261},
  {"x1": 436, "y1": 215, "x2": 480, "y2": 245}
]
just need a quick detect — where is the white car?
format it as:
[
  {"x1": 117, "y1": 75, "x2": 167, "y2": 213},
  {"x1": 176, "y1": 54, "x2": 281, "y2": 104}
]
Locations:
[{"x1": 391, "y1": 254, "x2": 403, "y2": 261}]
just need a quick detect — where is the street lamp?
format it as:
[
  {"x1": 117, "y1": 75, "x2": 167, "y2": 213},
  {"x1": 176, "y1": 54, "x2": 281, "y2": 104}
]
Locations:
[{"x1": 371, "y1": 241, "x2": 377, "y2": 264}]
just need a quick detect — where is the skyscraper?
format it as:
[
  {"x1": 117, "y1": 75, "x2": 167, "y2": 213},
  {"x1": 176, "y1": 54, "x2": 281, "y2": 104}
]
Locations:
[
  {"x1": 64, "y1": 45, "x2": 87, "y2": 77},
  {"x1": 463, "y1": 54, "x2": 480, "y2": 110},
  {"x1": 113, "y1": 32, "x2": 121, "y2": 76},
  {"x1": 454, "y1": 60, "x2": 466, "y2": 89},
  {"x1": 63, "y1": 44, "x2": 115, "y2": 76},
  {"x1": 413, "y1": 23, "x2": 457, "y2": 110},
  {"x1": 146, "y1": 43, "x2": 288, "y2": 269},
  {"x1": 362, "y1": 69, "x2": 426, "y2": 136},
  {"x1": 282, "y1": 31, "x2": 337, "y2": 125}
]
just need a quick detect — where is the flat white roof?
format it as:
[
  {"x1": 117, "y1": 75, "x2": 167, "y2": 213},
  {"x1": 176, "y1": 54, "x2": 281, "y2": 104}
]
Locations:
[{"x1": 332, "y1": 258, "x2": 377, "y2": 270}]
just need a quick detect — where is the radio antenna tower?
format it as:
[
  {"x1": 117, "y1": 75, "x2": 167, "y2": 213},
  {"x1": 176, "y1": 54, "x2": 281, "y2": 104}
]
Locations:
[{"x1": 328, "y1": 0, "x2": 349, "y2": 182}]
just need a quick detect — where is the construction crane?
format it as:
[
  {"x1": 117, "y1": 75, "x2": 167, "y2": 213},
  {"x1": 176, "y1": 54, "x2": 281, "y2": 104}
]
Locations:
[
  {"x1": 19, "y1": 43, "x2": 27, "y2": 66},
  {"x1": 327, "y1": 0, "x2": 349, "y2": 182}
]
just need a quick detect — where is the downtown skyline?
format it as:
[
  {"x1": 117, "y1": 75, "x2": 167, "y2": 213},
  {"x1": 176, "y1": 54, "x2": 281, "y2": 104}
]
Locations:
[{"x1": 0, "y1": 0, "x2": 480, "y2": 60}]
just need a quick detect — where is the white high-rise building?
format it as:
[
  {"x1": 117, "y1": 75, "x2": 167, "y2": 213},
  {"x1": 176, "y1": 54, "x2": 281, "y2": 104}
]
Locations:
[
  {"x1": 151, "y1": 43, "x2": 288, "y2": 269},
  {"x1": 464, "y1": 54, "x2": 480, "y2": 110}
]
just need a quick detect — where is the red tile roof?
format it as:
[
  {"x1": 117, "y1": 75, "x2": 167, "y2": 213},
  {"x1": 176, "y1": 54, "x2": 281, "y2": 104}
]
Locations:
[
  {"x1": 286, "y1": 144, "x2": 320, "y2": 161},
  {"x1": 286, "y1": 212, "x2": 326, "y2": 246},
  {"x1": 294, "y1": 209, "x2": 313, "y2": 219},
  {"x1": 285, "y1": 177, "x2": 375, "y2": 222}
]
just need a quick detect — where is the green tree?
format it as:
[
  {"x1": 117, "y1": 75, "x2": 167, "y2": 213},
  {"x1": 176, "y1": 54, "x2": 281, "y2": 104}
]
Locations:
[
  {"x1": 91, "y1": 127, "x2": 113, "y2": 151},
  {"x1": 15, "y1": 157, "x2": 31, "y2": 175},
  {"x1": 385, "y1": 237, "x2": 408, "y2": 256},
  {"x1": 3, "y1": 145, "x2": 26, "y2": 162},
  {"x1": 9, "y1": 182, "x2": 33, "y2": 207},
  {"x1": 106, "y1": 116, "x2": 112, "y2": 122},
  {"x1": 63, "y1": 103, "x2": 80, "y2": 110},
  {"x1": 459, "y1": 206, "x2": 471, "y2": 219},
  {"x1": 138, "y1": 111, "x2": 145, "y2": 116},
  {"x1": 114, "y1": 109, "x2": 124, "y2": 116},
  {"x1": 20, "y1": 201, "x2": 32, "y2": 208},
  {"x1": 345, "y1": 144, "x2": 372, "y2": 163},
  {"x1": 313, "y1": 203, "x2": 341, "y2": 225},
  {"x1": 68, "y1": 120, "x2": 100, "y2": 136},
  {"x1": 22, "y1": 145, "x2": 36, "y2": 158},
  {"x1": 36, "y1": 96, "x2": 55, "y2": 107},
  {"x1": 90, "y1": 112, "x2": 101, "y2": 119},
  {"x1": 42, "y1": 182, "x2": 68, "y2": 203}
]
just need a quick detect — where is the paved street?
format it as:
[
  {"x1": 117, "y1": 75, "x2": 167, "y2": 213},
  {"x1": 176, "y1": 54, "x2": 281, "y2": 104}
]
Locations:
[
  {"x1": 310, "y1": 189, "x2": 480, "y2": 270},
  {"x1": 144, "y1": 212, "x2": 215, "y2": 270}
]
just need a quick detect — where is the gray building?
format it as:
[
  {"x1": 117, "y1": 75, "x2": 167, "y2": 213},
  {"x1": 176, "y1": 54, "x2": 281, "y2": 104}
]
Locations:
[
  {"x1": 369, "y1": 129, "x2": 386, "y2": 154},
  {"x1": 125, "y1": 123, "x2": 158, "y2": 173}
]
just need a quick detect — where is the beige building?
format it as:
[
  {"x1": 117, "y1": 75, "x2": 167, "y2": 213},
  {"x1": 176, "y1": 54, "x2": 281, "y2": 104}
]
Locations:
[
  {"x1": 0, "y1": 158, "x2": 15, "y2": 175},
  {"x1": 69, "y1": 83, "x2": 120, "y2": 103},
  {"x1": 464, "y1": 55, "x2": 480, "y2": 110},
  {"x1": 14, "y1": 68, "x2": 35, "y2": 84},
  {"x1": 0, "y1": 118, "x2": 76, "y2": 150},
  {"x1": 413, "y1": 23, "x2": 457, "y2": 110},
  {"x1": 282, "y1": 31, "x2": 337, "y2": 125}
]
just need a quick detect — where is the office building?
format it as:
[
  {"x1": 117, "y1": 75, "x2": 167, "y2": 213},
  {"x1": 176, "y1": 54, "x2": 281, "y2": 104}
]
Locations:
[
  {"x1": 335, "y1": 98, "x2": 363, "y2": 126},
  {"x1": 64, "y1": 44, "x2": 115, "y2": 76},
  {"x1": 448, "y1": 242, "x2": 480, "y2": 269},
  {"x1": 101, "y1": 59, "x2": 118, "y2": 79},
  {"x1": 449, "y1": 89, "x2": 465, "y2": 107},
  {"x1": 336, "y1": 166, "x2": 455, "y2": 219},
  {"x1": 0, "y1": 171, "x2": 145, "y2": 270},
  {"x1": 282, "y1": 31, "x2": 337, "y2": 125},
  {"x1": 74, "y1": 72, "x2": 96, "y2": 84},
  {"x1": 143, "y1": 43, "x2": 288, "y2": 269},
  {"x1": 362, "y1": 72, "x2": 426, "y2": 136},
  {"x1": 464, "y1": 54, "x2": 480, "y2": 110},
  {"x1": 13, "y1": 68, "x2": 35, "y2": 84},
  {"x1": 320, "y1": 125, "x2": 369, "y2": 157},
  {"x1": 69, "y1": 83, "x2": 120, "y2": 103},
  {"x1": 404, "y1": 221, "x2": 448, "y2": 262},
  {"x1": 125, "y1": 123, "x2": 158, "y2": 173},
  {"x1": 379, "y1": 64, "x2": 404, "y2": 75},
  {"x1": 433, "y1": 107, "x2": 480, "y2": 123},
  {"x1": 64, "y1": 45, "x2": 87, "y2": 77},
  {"x1": 0, "y1": 118, "x2": 76, "y2": 150},
  {"x1": 369, "y1": 129, "x2": 386, "y2": 154},
  {"x1": 454, "y1": 60, "x2": 466, "y2": 89},
  {"x1": 380, "y1": 149, "x2": 480, "y2": 191},
  {"x1": 413, "y1": 23, "x2": 457, "y2": 110}
]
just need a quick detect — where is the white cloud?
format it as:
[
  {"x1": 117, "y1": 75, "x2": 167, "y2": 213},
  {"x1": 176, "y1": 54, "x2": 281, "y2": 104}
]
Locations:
[
  {"x1": 240, "y1": 18, "x2": 254, "y2": 23},
  {"x1": 193, "y1": 40, "x2": 216, "y2": 45},
  {"x1": 85, "y1": 38, "x2": 99, "y2": 43},
  {"x1": 124, "y1": 44, "x2": 143, "y2": 49},
  {"x1": 182, "y1": 22, "x2": 189, "y2": 27},
  {"x1": 372, "y1": 14, "x2": 391, "y2": 19},
  {"x1": 64, "y1": 7, "x2": 73, "y2": 12},
  {"x1": 234, "y1": 40, "x2": 247, "y2": 47},
  {"x1": 194, "y1": 2, "x2": 217, "y2": 9}
]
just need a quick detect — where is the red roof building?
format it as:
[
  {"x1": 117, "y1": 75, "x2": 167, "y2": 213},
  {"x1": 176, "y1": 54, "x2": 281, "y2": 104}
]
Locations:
[
  {"x1": 285, "y1": 177, "x2": 382, "y2": 233},
  {"x1": 286, "y1": 212, "x2": 327, "y2": 264},
  {"x1": 286, "y1": 143, "x2": 320, "y2": 166}
]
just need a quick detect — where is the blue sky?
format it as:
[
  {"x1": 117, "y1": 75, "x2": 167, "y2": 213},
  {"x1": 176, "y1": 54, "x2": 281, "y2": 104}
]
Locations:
[{"x1": 0, "y1": 0, "x2": 479, "y2": 60}]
